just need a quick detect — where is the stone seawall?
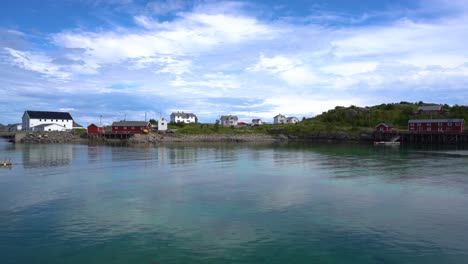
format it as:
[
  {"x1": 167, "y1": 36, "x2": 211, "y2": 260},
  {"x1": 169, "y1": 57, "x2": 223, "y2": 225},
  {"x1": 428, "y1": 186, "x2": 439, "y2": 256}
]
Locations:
[
  {"x1": 128, "y1": 132, "x2": 374, "y2": 144},
  {"x1": 129, "y1": 133, "x2": 280, "y2": 144},
  {"x1": 20, "y1": 132, "x2": 86, "y2": 143}
]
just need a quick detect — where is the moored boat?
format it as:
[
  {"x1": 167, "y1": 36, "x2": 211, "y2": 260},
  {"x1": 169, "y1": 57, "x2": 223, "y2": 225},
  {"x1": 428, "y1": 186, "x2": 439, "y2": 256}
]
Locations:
[{"x1": 373, "y1": 141, "x2": 400, "y2": 146}]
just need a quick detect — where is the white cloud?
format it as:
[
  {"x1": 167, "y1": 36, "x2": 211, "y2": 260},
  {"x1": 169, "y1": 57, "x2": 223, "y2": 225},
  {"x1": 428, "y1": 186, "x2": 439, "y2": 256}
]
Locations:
[
  {"x1": 2, "y1": 0, "x2": 468, "y2": 125},
  {"x1": 248, "y1": 55, "x2": 319, "y2": 86},
  {"x1": 4, "y1": 48, "x2": 71, "y2": 81}
]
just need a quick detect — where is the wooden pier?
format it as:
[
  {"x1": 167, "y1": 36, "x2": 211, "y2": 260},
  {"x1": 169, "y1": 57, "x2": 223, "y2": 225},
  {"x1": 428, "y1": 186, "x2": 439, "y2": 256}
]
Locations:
[{"x1": 374, "y1": 131, "x2": 468, "y2": 145}]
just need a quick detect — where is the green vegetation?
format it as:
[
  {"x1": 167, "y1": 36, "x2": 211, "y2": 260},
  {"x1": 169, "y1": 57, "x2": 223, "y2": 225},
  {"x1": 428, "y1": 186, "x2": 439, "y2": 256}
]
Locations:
[
  {"x1": 313, "y1": 102, "x2": 468, "y2": 130},
  {"x1": 72, "y1": 128, "x2": 87, "y2": 135},
  {"x1": 167, "y1": 102, "x2": 468, "y2": 136}
]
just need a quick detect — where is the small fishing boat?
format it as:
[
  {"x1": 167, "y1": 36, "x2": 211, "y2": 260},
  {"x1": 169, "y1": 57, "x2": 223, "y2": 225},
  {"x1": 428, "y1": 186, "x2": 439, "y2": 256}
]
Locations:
[
  {"x1": 373, "y1": 141, "x2": 400, "y2": 146},
  {"x1": 1, "y1": 159, "x2": 12, "y2": 166}
]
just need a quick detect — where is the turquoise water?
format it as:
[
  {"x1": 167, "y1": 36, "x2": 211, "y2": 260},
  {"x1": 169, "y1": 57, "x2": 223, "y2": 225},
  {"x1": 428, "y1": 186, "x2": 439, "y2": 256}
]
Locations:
[{"x1": 1, "y1": 140, "x2": 468, "y2": 263}]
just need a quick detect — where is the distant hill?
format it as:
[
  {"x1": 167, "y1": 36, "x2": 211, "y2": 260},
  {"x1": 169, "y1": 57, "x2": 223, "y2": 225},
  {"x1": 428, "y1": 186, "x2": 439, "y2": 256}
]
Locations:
[{"x1": 311, "y1": 102, "x2": 468, "y2": 129}]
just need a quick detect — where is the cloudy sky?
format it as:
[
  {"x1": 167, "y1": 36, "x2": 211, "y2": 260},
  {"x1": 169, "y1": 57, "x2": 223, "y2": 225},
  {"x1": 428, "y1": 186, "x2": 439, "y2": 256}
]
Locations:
[{"x1": 1, "y1": 0, "x2": 467, "y2": 125}]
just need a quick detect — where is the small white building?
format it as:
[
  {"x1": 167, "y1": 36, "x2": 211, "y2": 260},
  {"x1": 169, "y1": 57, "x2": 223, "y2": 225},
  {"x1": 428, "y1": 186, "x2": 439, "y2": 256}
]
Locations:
[
  {"x1": 158, "y1": 118, "x2": 168, "y2": 131},
  {"x1": 286, "y1": 117, "x2": 299, "y2": 124},
  {"x1": 251, "y1": 119, "x2": 263, "y2": 126},
  {"x1": 22, "y1": 110, "x2": 74, "y2": 131},
  {"x1": 7, "y1": 123, "x2": 22, "y2": 132},
  {"x1": 220, "y1": 115, "x2": 238, "y2": 126},
  {"x1": 273, "y1": 114, "x2": 287, "y2": 124},
  {"x1": 170, "y1": 112, "x2": 197, "y2": 123},
  {"x1": 32, "y1": 123, "x2": 67, "y2": 132}
]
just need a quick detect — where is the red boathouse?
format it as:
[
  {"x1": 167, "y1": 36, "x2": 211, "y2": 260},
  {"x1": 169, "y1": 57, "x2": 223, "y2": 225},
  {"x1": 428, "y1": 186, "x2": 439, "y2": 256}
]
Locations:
[
  {"x1": 408, "y1": 119, "x2": 465, "y2": 133},
  {"x1": 87, "y1": 124, "x2": 104, "y2": 134},
  {"x1": 111, "y1": 121, "x2": 151, "y2": 134},
  {"x1": 375, "y1": 123, "x2": 395, "y2": 132}
]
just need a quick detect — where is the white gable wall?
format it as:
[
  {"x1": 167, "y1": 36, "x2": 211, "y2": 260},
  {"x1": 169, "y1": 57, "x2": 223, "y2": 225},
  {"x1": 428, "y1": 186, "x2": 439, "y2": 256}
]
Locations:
[
  {"x1": 158, "y1": 118, "x2": 168, "y2": 131},
  {"x1": 33, "y1": 124, "x2": 67, "y2": 132},
  {"x1": 22, "y1": 112, "x2": 73, "y2": 131}
]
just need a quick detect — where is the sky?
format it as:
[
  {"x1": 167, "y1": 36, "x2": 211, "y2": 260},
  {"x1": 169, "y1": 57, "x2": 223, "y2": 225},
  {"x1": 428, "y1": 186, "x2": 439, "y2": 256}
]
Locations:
[{"x1": 1, "y1": 0, "x2": 468, "y2": 125}]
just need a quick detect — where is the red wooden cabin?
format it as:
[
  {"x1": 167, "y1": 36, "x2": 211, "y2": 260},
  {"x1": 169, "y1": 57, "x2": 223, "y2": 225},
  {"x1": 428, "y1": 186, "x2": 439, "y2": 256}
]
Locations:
[
  {"x1": 111, "y1": 121, "x2": 151, "y2": 134},
  {"x1": 87, "y1": 124, "x2": 104, "y2": 134},
  {"x1": 408, "y1": 119, "x2": 465, "y2": 133},
  {"x1": 375, "y1": 123, "x2": 395, "y2": 132}
]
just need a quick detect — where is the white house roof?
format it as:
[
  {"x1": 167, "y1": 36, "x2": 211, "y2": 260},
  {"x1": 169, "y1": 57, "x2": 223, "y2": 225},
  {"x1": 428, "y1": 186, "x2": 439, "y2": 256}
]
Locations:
[
  {"x1": 171, "y1": 112, "x2": 196, "y2": 118},
  {"x1": 220, "y1": 115, "x2": 238, "y2": 120}
]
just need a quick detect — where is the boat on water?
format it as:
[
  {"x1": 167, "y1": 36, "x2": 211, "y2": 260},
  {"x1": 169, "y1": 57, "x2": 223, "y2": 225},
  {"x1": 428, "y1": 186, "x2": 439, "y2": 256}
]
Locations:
[
  {"x1": 373, "y1": 141, "x2": 400, "y2": 146},
  {"x1": 1, "y1": 159, "x2": 12, "y2": 166}
]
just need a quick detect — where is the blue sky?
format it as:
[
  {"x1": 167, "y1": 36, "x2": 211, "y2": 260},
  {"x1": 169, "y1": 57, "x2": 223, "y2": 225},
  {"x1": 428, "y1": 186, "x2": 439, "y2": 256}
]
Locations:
[{"x1": 1, "y1": 0, "x2": 468, "y2": 125}]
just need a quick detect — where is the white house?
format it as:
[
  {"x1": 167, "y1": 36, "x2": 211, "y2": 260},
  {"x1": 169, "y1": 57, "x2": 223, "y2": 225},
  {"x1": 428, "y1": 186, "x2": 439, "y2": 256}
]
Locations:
[
  {"x1": 32, "y1": 123, "x2": 67, "y2": 132},
  {"x1": 170, "y1": 112, "x2": 197, "y2": 123},
  {"x1": 251, "y1": 119, "x2": 263, "y2": 126},
  {"x1": 7, "y1": 123, "x2": 22, "y2": 132},
  {"x1": 220, "y1": 115, "x2": 238, "y2": 126},
  {"x1": 286, "y1": 117, "x2": 299, "y2": 124},
  {"x1": 158, "y1": 118, "x2": 168, "y2": 131},
  {"x1": 22, "y1": 110, "x2": 74, "y2": 131},
  {"x1": 273, "y1": 114, "x2": 287, "y2": 124}
]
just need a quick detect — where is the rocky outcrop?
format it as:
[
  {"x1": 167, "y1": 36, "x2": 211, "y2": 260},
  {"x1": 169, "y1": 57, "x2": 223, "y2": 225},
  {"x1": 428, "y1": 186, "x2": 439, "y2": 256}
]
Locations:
[
  {"x1": 128, "y1": 133, "x2": 281, "y2": 143},
  {"x1": 286, "y1": 132, "x2": 374, "y2": 142},
  {"x1": 20, "y1": 132, "x2": 85, "y2": 143}
]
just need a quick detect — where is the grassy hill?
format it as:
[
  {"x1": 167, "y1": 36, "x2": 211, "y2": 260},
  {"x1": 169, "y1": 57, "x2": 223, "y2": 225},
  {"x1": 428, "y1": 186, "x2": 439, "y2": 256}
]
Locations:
[
  {"x1": 312, "y1": 102, "x2": 468, "y2": 129},
  {"x1": 167, "y1": 102, "x2": 468, "y2": 136}
]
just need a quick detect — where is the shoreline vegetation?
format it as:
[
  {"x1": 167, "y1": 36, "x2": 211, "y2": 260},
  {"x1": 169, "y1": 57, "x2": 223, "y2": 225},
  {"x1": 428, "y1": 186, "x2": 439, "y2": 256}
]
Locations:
[{"x1": 12, "y1": 102, "x2": 468, "y2": 144}]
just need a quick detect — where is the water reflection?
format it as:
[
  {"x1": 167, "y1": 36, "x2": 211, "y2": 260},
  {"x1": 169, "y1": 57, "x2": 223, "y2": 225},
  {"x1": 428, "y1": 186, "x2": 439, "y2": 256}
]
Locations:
[
  {"x1": 1, "y1": 143, "x2": 468, "y2": 263},
  {"x1": 22, "y1": 144, "x2": 73, "y2": 169}
]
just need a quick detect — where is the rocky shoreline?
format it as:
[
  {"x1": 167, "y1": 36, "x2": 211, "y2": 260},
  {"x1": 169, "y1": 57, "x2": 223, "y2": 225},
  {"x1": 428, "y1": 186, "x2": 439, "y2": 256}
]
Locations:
[
  {"x1": 16, "y1": 131, "x2": 374, "y2": 144},
  {"x1": 19, "y1": 132, "x2": 86, "y2": 144}
]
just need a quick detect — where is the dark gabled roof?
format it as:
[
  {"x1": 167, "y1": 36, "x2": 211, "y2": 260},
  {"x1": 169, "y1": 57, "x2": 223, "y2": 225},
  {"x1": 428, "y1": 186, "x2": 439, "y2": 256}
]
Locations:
[
  {"x1": 408, "y1": 119, "x2": 464, "y2": 123},
  {"x1": 73, "y1": 121, "x2": 83, "y2": 128},
  {"x1": 252, "y1": 119, "x2": 262, "y2": 122},
  {"x1": 417, "y1": 105, "x2": 442, "y2": 112},
  {"x1": 111, "y1": 121, "x2": 149, "y2": 127},
  {"x1": 170, "y1": 112, "x2": 197, "y2": 118},
  {"x1": 25, "y1": 110, "x2": 73, "y2": 120},
  {"x1": 286, "y1": 117, "x2": 298, "y2": 120},
  {"x1": 376, "y1": 123, "x2": 394, "y2": 128},
  {"x1": 220, "y1": 115, "x2": 238, "y2": 120},
  {"x1": 274, "y1": 114, "x2": 286, "y2": 118}
]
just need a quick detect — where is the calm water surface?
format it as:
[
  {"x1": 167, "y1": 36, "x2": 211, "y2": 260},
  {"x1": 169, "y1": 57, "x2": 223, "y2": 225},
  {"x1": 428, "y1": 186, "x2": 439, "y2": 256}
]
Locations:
[{"x1": 1, "y1": 140, "x2": 468, "y2": 263}]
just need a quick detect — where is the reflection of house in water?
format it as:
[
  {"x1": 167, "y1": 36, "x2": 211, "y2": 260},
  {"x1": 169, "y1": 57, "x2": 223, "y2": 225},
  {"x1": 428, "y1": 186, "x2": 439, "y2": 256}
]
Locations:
[
  {"x1": 22, "y1": 144, "x2": 73, "y2": 168},
  {"x1": 87, "y1": 145, "x2": 106, "y2": 163},
  {"x1": 167, "y1": 146, "x2": 199, "y2": 165}
]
